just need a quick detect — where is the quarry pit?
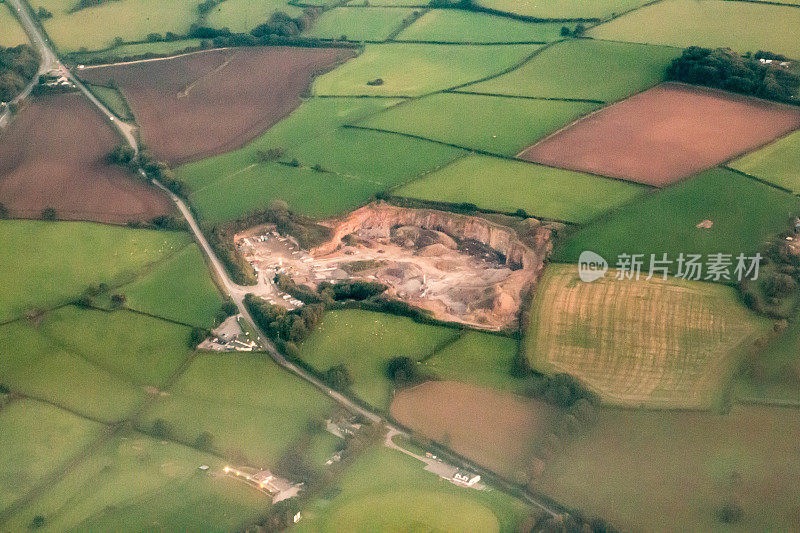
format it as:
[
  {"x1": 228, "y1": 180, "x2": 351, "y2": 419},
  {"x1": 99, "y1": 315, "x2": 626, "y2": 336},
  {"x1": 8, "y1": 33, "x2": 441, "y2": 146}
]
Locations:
[{"x1": 235, "y1": 203, "x2": 558, "y2": 330}]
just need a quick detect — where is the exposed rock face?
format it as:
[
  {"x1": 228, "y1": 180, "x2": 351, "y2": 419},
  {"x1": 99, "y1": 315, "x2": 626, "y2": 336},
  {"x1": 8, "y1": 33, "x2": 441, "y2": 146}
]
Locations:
[
  {"x1": 317, "y1": 202, "x2": 553, "y2": 272},
  {"x1": 305, "y1": 202, "x2": 557, "y2": 330}
]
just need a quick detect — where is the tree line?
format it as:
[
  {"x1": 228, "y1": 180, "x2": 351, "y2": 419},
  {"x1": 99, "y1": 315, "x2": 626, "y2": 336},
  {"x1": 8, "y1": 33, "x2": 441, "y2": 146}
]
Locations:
[
  {"x1": 666, "y1": 46, "x2": 800, "y2": 103},
  {"x1": 0, "y1": 44, "x2": 40, "y2": 102}
]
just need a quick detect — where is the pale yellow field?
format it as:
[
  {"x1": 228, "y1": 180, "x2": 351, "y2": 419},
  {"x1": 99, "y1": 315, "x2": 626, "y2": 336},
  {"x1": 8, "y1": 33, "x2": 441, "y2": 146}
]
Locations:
[{"x1": 525, "y1": 264, "x2": 771, "y2": 408}]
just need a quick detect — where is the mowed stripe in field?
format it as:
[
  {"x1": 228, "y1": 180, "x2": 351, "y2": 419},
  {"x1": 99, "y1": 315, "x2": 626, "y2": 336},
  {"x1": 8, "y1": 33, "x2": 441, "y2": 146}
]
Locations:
[{"x1": 525, "y1": 264, "x2": 771, "y2": 408}]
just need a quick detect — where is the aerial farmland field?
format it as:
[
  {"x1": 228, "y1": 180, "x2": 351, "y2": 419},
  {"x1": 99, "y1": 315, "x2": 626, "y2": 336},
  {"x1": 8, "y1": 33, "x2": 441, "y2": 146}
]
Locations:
[
  {"x1": 139, "y1": 352, "x2": 336, "y2": 468},
  {"x1": 462, "y1": 39, "x2": 681, "y2": 102},
  {"x1": 589, "y1": 0, "x2": 800, "y2": 59},
  {"x1": 295, "y1": 445, "x2": 532, "y2": 533},
  {"x1": 534, "y1": 405, "x2": 800, "y2": 531},
  {"x1": 0, "y1": 399, "x2": 103, "y2": 514},
  {"x1": 0, "y1": 4, "x2": 27, "y2": 47},
  {"x1": 311, "y1": 43, "x2": 540, "y2": 96},
  {"x1": 391, "y1": 381, "x2": 556, "y2": 480},
  {"x1": 0, "y1": 93, "x2": 173, "y2": 223},
  {"x1": 180, "y1": 97, "x2": 464, "y2": 221},
  {"x1": 3, "y1": 432, "x2": 267, "y2": 531},
  {"x1": 395, "y1": 154, "x2": 648, "y2": 223},
  {"x1": 554, "y1": 167, "x2": 800, "y2": 268},
  {"x1": 298, "y1": 309, "x2": 460, "y2": 410},
  {"x1": 525, "y1": 264, "x2": 771, "y2": 408},
  {"x1": 79, "y1": 47, "x2": 354, "y2": 164},
  {"x1": 396, "y1": 10, "x2": 572, "y2": 43},
  {"x1": 520, "y1": 83, "x2": 800, "y2": 186},
  {"x1": 303, "y1": 7, "x2": 416, "y2": 41},
  {"x1": 206, "y1": 0, "x2": 303, "y2": 33},
  {"x1": 730, "y1": 130, "x2": 800, "y2": 193},
  {"x1": 357, "y1": 92, "x2": 598, "y2": 156},
  {"x1": 0, "y1": 220, "x2": 189, "y2": 322},
  {"x1": 4, "y1": 0, "x2": 800, "y2": 529},
  {"x1": 474, "y1": 0, "x2": 650, "y2": 19},
  {"x1": 42, "y1": 0, "x2": 199, "y2": 52}
]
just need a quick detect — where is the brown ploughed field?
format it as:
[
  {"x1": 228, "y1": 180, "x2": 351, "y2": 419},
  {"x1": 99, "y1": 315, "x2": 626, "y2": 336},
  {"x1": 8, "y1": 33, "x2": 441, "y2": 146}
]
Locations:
[
  {"x1": 519, "y1": 82, "x2": 800, "y2": 186},
  {"x1": 79, "y1": 47, "x2": 354, "y2": 165},
  {"x1": 0, "y1": 93, "x2": 172, "y2": 224},
  {"x1": 390, "y1": 381, "x2": 556, "y2": 481}
]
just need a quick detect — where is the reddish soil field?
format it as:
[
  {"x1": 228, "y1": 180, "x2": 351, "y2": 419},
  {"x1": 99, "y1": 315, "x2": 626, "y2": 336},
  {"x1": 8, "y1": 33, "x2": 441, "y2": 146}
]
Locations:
[
  {"x1": 390, "y1": 381, "x2": 556, "y2": 481},
  {"x1": 0, "y1": 93, "x2": 172, "y2": 224},
  {"x1": 520, "y1": 82, "x2": 800, "y2": 186},
  {"x1": 79, "y1": 47, "x2": 354, "y2": 165}
]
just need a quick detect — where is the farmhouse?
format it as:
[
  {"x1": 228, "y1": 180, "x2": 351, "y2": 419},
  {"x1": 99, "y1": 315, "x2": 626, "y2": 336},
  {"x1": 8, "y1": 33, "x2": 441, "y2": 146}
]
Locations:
[
  {"x1": 223, "y1": 466, "x2": 300, "y2": 502},
  {"x1": 453, "y1": 470, "x2": 481, "y2": 487}
]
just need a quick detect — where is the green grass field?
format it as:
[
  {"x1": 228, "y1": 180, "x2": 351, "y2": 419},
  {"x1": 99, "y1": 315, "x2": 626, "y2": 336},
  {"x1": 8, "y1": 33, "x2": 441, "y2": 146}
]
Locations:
[
  {"x1": 299, "y1": 309, "x2": 461, "y2": 410},
  {"x1": 37, "y1": 306, "x2": 194, "y2": 387},
  {"x1": 0, "y1": 221, "x2": 189, "y2": 323},
  {"x1": 4, "y1": 431, "x2": 267, "y2": 531},
  {"x1": 122, "y1": 244, "x2": 223, "y2": 328},
  {"x1": 311, "y1": 43, "x2": 541, "y2": 96},
  {"x1": 526, "y1": 264, "x2": 770, "y2": 408},
  {"x1": 734, "y1": 311, "x2": 800, "y2": 403},
  {"x1": 422, "y1": 330, "x2": 527, "y2": 394},
  {"x1": 535, "y1": 405, "x2": 800, "y2": 531},
  {"x1": 474, "y1": 0, "x2": 649, "y2": 18},
  {"x1": 0, "y1": 318, "x2": 146, "y2": 422},
  {"x1": 554, "y1": 168, "x2": 800, "y2": 270},
  {"x1": 358, "y1": 92, "x2": 598, "y2": 156},
  {"x1": 304, "y1": 7, "x2": 416, "y2": 41},
  {"x1": 295, "y1": 445, "x2": 532, "y2": 532},
  {"x1": 43, "y1": 0, "x2": 199, "y2": 52},
  {"x1": 0, "y1": 399, "x2": 103, "y2": 514},
  {"x1": 206, "y1": 0, "x2": 302, "y2": 33},
  {"x1": 462, "y1": 39, "x2": 680, "y2": 102},
  {"x1": 589, "y1": 0, "x2": 800, "y2": 59},
  {"x1": 86, "y1": 84, "x2": 133, "y2": 120},
  {"x1": 139, "y1": 352, "x2": 334, "y2": 467},
  {"x1": 0, "y1": 3, "x2": 27, "y2": 47},
  {"x1": 70, "y1": 39, "x2": 205, "y2": 62},
  {"x1": 180, "y1": 97, "x2": 464, "y2": 222},
  {"x1": 395, "y1": 154, "x2": 647, "y2": 222},
  {"x1": 730, "y1": 130, "x2": 800, "y2": 194},
  {"x1": 396, "y1": 10, "x2": 573, "y2": 43}
]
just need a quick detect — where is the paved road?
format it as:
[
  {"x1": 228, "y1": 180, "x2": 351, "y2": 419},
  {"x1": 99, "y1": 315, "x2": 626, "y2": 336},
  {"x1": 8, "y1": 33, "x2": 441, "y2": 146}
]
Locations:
[{"x1": 11, "y1": 0, "x2": 563, "y2": 518}]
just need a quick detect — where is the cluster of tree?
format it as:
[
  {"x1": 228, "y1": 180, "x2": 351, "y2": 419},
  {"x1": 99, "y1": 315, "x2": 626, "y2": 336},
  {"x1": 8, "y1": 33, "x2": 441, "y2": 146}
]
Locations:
[
  {"x1": 385, "y1": 356, "x2": 423, "y2": 387},
  {"x1": 323, "y1": 363, "x2": 352, "y2": 390},
  {"x1": 197, "y1": 0, "x2": 223, "y2": 16},
  {"x1": 36, "y1": 7, "x2": 53, "y2": 19},
  {"x1": 106, "y1": 145, "x2": 189, "y2": 197},
  {"x1": 528, "y1": 513, "x2": 616, "y2": 533},
  {"x1": 40, "y1": 207, "x2": 57, "y2": 221},
  {"x1": 666, "y1": 46, "x2": 800, "y2": 102},
  {"x1": 251, "y1": 11, "x2": 316, "y2": 39},
  {"x1": 127, "y1": 214, "x2": 189, "y2": 232},
  {"x1": 325, "y1": 280, "x2": 388, "y2": 301},
  {"x1": 245, "y1": 293, "x2": 326, "y2": 345},
  {"x1": 527, "y1": 372, "x2": 597, "y2": 408},
  {"x1": 559, "y1": 24, "x2": 585, "y2": 37},
  {"x1": 429, "y1": 0, "x2": 477, "y2": 10},
  {"x1": 739, "y1": 225, "x2": 800, "y2": 319},
  {"x1": 70, "y1": 0, "x2": 118, "y2": 12},
  {"x1": 0, "y1": 44, "x2": 40, "y2": 102},
  {"x1": 275, "y1": 273, "x2": 323, "y2": 304},
  {"x1": 0, "y1": 202, "x2": 7, "y2": 219},
  {"x1": 255, "y1": 146, "x2": 285, "y2": 162}
]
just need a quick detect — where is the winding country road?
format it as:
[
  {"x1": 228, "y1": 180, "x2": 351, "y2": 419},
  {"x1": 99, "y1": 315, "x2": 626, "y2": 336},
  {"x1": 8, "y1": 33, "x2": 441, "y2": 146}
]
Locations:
[{"x1": 8, "y1": 0, "x2": 565, "y2": 518}]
